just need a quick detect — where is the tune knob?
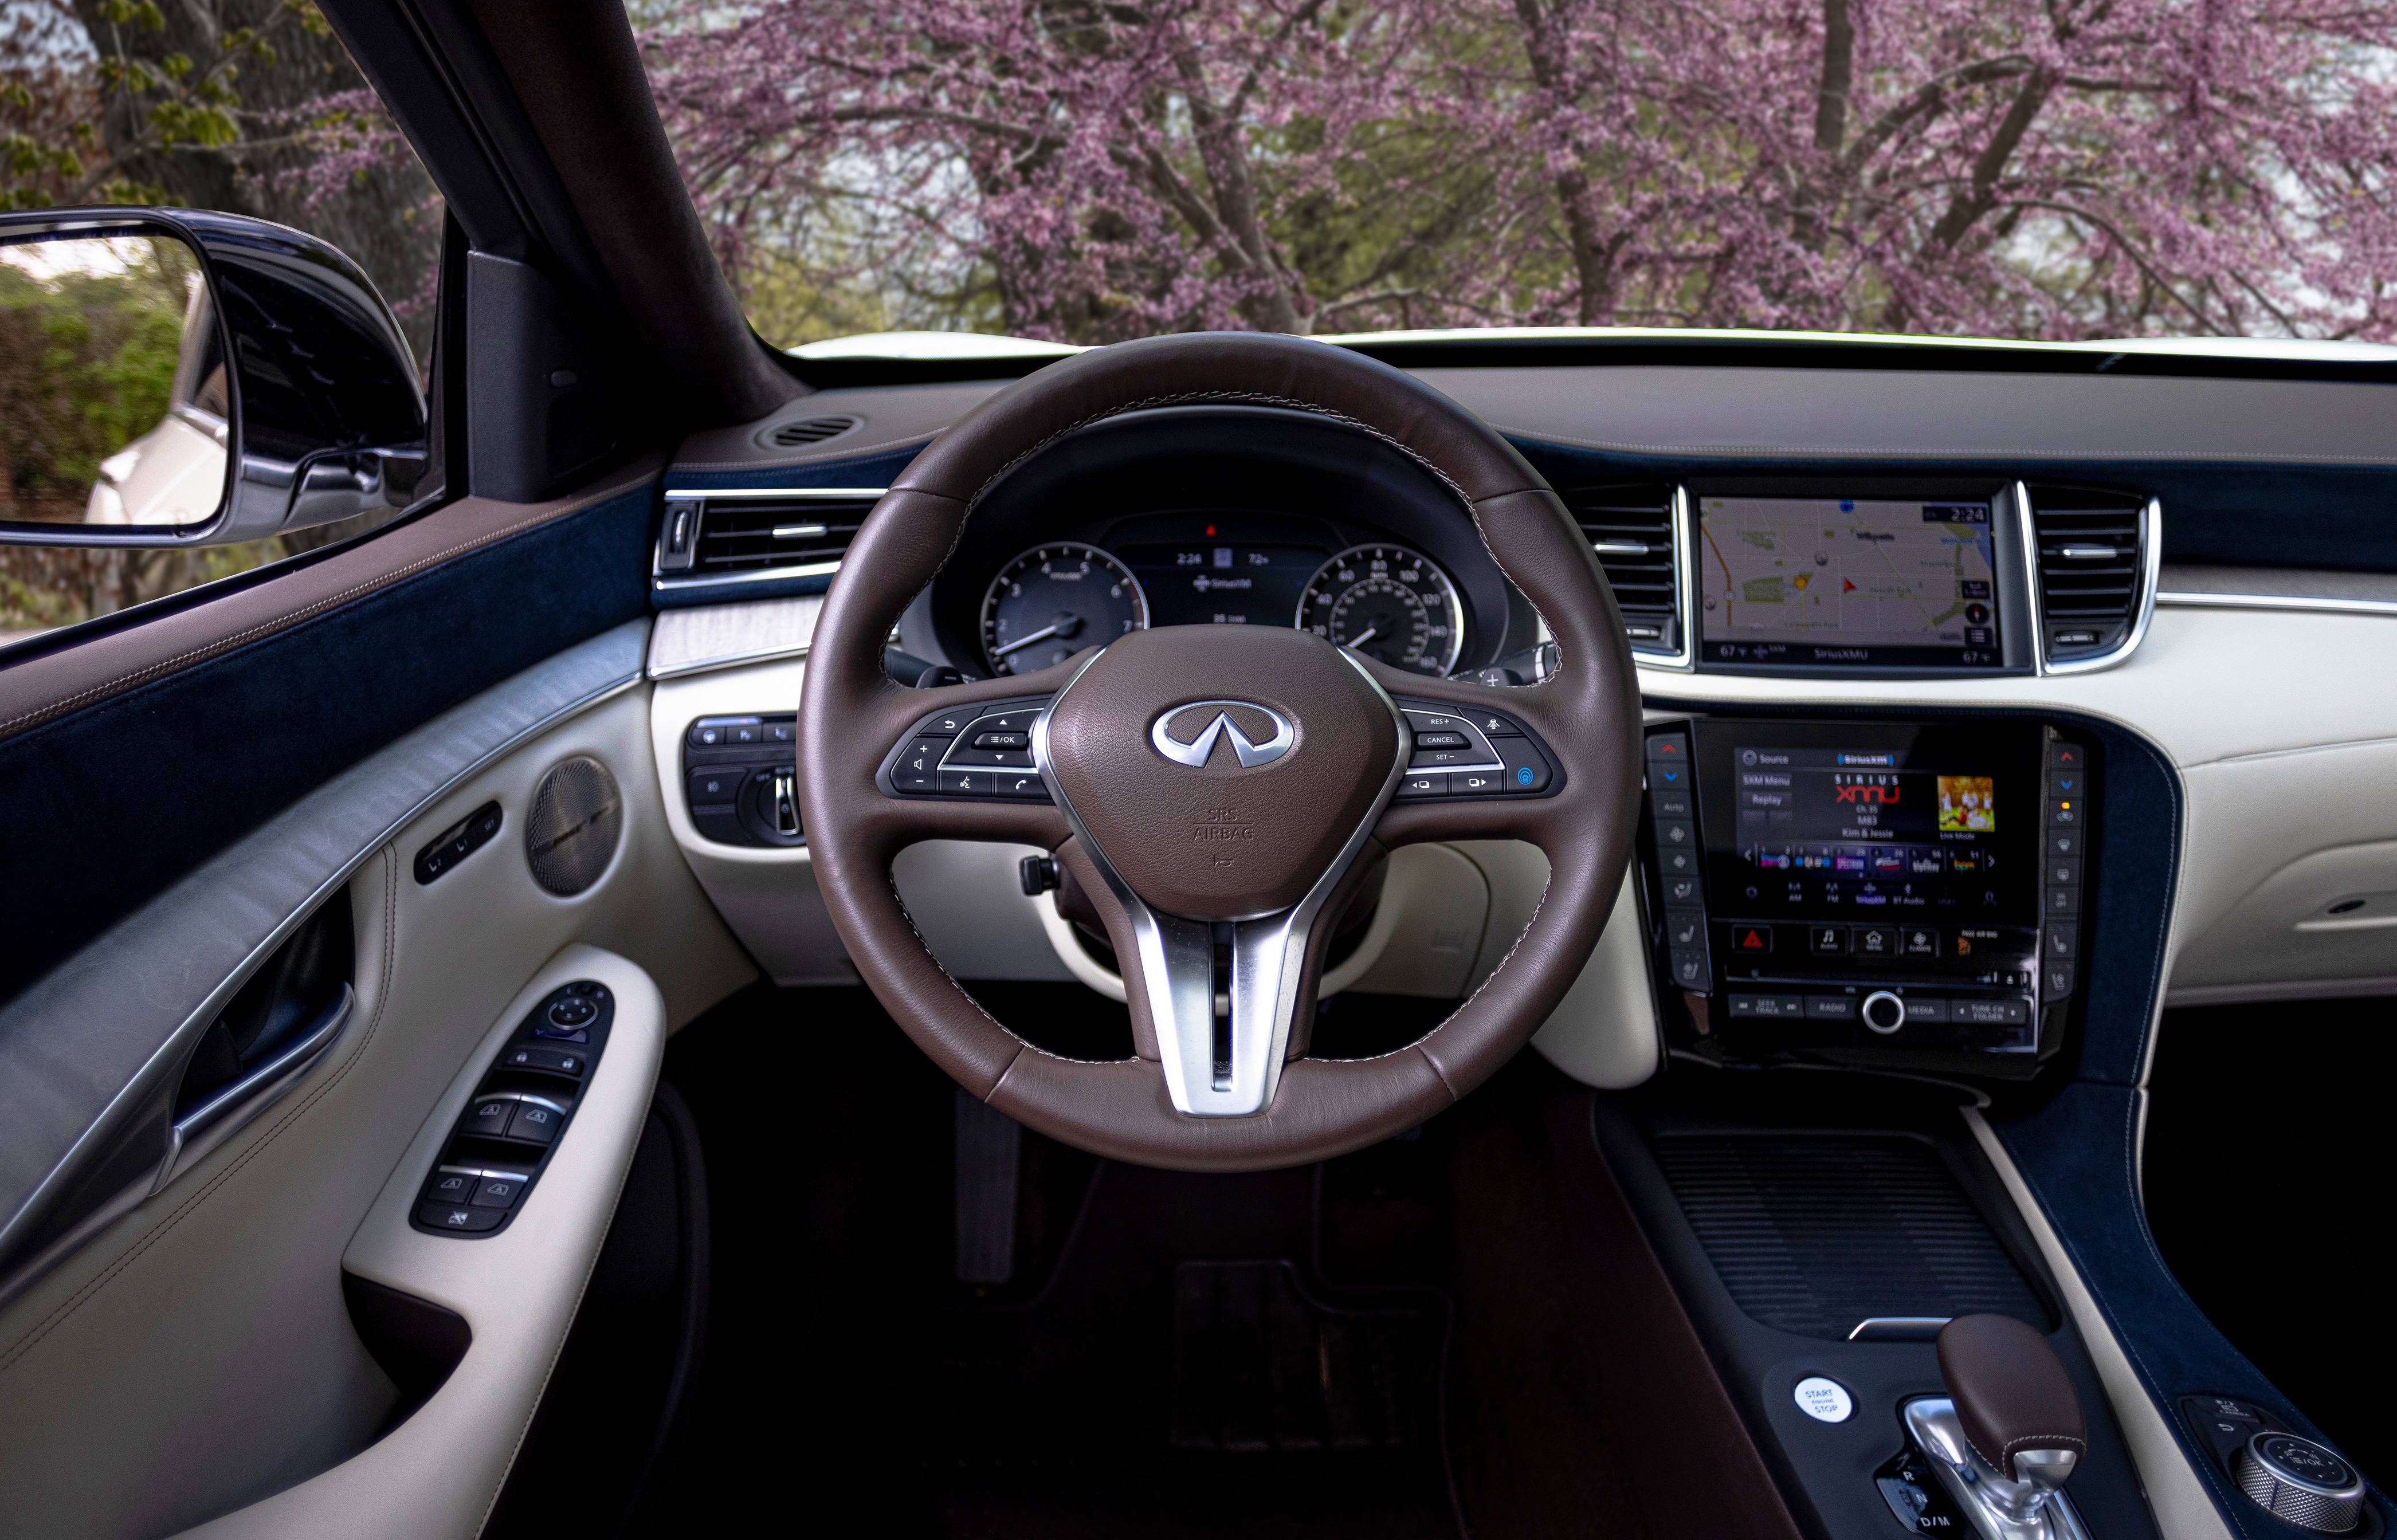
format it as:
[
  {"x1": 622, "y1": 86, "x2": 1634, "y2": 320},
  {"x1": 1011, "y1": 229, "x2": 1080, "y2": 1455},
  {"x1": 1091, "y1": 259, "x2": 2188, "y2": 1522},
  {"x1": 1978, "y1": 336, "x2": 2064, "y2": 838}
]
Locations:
[{"x1": 2234, "y1": 1433, "x2": 2365, "y2": 1533}]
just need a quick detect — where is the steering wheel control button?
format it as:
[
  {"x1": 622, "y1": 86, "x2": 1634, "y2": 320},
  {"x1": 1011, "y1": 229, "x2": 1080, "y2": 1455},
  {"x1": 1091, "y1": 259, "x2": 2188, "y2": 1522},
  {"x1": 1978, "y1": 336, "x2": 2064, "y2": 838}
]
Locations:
[
  {"x1": 2235, "y1": 1433, "x2": 2365, "y2": 1533},
  {"x1": 1861, "y1": 990, "x2": 1908, "y2": 1034},
  {"x1": 1399, "y1": 772, "x2": 1447, "y2": 798},
  {"x1": 1794, "y1": 1377, "x2": 1855, "y2": 1424},
  {"x1": 1497, "y1": 741, "x2": 1552, "y2": 792}
]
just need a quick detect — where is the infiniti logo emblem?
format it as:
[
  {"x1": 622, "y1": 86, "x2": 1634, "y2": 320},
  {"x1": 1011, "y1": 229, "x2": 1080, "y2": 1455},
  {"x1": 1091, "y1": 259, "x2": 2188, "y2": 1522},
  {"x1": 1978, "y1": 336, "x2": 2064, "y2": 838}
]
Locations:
[{"x1": 1150, "y1": 701, "x2": 1296, "y2": 769}]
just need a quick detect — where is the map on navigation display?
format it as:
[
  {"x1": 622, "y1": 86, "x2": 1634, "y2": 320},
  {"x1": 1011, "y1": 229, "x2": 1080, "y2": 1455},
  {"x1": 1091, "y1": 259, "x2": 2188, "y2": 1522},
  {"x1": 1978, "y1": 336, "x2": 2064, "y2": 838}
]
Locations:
[{"x1": 1695, "y1": 496, "x2": 2001, "y2": 665}]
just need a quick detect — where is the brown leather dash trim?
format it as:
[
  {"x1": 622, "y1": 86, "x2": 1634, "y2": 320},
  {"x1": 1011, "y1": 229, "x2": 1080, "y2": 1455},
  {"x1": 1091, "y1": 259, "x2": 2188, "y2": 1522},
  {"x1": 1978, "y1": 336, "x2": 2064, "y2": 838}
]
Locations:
[{"x1": 0, "y1": 455, "x2": 664, "y2": 745}]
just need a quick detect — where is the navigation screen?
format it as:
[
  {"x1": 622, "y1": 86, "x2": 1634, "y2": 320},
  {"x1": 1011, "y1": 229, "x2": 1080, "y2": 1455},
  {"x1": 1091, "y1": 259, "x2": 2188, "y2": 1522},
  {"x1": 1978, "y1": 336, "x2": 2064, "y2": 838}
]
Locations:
[{"x1": 1696, "y1": 496, "x2": 2003, "y2": 668}]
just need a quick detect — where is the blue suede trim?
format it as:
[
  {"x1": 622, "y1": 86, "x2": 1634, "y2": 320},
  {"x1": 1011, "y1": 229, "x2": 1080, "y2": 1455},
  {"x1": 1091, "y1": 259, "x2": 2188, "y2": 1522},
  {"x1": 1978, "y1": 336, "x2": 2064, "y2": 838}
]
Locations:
[
  {"x1": 664, "y1": 445, "x2": 924, "y2": 494},
  {"x1": 0, "y1": 480, "x2": 654, "y2": 1008}
]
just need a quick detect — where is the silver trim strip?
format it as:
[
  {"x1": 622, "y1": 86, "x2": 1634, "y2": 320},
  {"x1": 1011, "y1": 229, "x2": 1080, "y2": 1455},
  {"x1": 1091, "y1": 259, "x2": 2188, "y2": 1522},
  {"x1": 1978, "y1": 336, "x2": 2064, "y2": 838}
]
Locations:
[
  {"x1": 2155, "y1": 588, "x2": 2397, "y2": 618},
  {"x1": 1031, "y1": 649, "x2": 1410, "y2": 1117},
  {"x1": 153, "y1": 984, "x2": 354, "y2": 1193},
  {"x1": 660, "y1": 486, "x2": 889, "y2": 499},
  {"x1": 654, "y1": 559, "x2": 843, "y2": 593},
  {"x1": 646, "y1": 640, "x2": 811, "y2": 680},
  {"x1": 1848, "y1": 1315, "x2": 1953, "y2": 1342},
  {"x1": 2017, "y1": 484, "x2": 2163, "y2": 677}
]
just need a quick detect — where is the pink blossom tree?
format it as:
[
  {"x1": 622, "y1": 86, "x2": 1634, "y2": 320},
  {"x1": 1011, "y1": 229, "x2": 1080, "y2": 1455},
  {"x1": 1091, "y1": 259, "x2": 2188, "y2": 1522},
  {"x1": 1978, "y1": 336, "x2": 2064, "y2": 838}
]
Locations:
[{"x1": 642, "y1": 0, "x2": 2397, "y2": 344}]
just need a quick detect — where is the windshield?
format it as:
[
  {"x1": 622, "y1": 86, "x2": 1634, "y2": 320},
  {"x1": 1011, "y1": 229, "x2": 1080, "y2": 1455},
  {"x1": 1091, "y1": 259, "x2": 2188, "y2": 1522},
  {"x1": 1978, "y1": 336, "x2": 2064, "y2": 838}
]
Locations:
[{"x1": 634, "y1": 1, "x2": 2397, "y2": 356}]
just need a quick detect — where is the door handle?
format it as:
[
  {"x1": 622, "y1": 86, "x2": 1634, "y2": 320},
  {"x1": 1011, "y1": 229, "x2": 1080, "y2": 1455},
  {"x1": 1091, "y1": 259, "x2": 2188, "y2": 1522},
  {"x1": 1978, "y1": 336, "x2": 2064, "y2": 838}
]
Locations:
[{"x1": 154, "y1": 984, "x2": 355, "y2": 1193}]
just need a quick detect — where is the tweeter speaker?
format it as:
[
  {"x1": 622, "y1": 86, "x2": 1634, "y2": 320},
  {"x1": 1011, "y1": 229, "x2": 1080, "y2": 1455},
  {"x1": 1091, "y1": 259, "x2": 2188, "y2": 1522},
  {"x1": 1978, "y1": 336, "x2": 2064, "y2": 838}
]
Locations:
[{"x1": 525, "y1": 756, "x2": 623, "y2": 897}]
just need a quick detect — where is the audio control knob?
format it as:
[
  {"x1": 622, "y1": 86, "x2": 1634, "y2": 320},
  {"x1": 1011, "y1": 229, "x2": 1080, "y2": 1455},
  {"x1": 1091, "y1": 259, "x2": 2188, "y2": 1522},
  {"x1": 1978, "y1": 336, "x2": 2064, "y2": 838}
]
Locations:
[
  {"x1": 2234, "y1": 1433, "x2": 2364, "y2": 1533},
  {"x1": 1861, "y1": 990, "x2": 1907, "y2": 1034}
]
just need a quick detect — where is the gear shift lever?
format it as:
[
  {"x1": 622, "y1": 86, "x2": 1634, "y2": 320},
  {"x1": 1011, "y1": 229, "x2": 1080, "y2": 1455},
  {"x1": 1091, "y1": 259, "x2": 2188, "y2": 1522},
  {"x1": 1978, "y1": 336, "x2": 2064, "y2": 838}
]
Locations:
[{"x1": 1902, "y1": 1314, "x2": 2092, "y2": 1540}]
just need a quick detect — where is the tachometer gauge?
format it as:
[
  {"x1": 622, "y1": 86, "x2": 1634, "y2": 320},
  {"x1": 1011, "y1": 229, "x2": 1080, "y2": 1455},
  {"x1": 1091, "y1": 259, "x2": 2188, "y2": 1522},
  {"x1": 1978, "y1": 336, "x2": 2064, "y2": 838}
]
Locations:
[
  {"x1": 981, "y1": 542, "x2": 1149, "y2": 676},
  {"x1": 1296, "y1": 544, "x2": 1465, "y2": 675}
]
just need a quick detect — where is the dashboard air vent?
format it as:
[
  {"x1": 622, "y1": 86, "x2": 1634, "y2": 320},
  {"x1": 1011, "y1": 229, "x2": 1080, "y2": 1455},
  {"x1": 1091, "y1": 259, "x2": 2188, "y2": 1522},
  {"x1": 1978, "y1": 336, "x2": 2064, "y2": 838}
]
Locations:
[
  {"x1": 1563, "y1": 482, "x2": 1682, "y2": 656},
  {"x1": 2023, "y1": 485, "x2": 2151, "y2": 666},
  {"x1": 758, "y1": 413, "x2": 863, "y2": 451},
  {"x1": 657, "y1": 492, "x2": 883, "y2": 579}
]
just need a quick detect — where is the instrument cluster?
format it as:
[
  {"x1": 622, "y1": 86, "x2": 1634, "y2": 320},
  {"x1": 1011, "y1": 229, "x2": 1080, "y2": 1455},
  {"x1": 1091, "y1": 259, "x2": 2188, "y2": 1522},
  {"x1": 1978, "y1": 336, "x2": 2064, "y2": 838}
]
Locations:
[{"x1": 975, "y1": 522, "x2": 1470, "y2": 679}]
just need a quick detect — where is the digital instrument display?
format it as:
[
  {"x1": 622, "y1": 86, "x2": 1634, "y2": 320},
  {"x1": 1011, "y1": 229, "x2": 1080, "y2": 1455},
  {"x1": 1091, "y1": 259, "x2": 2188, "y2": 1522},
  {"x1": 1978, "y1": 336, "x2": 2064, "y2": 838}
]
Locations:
[
  {"x1": 1696, "y1": 496, "x2": 2003, "y2": 668},
  {"x1": 1115, "y1": 541, "x2": 1325, "y2": 631}
]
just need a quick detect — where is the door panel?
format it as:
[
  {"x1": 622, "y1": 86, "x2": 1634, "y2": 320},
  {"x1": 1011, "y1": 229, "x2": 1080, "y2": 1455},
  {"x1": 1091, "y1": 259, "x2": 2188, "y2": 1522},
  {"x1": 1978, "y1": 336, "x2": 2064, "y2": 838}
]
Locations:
[{"x1": 0, "y1": 683, "x2": 750, "y2": 1538}]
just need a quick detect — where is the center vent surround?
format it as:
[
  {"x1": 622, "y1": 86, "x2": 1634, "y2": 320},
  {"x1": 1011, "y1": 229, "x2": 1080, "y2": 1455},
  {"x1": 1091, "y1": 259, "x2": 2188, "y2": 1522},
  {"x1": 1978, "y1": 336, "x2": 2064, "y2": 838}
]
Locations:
[{"x1": 1562, "y1": 482, "x2": 1686, "y2": 661}]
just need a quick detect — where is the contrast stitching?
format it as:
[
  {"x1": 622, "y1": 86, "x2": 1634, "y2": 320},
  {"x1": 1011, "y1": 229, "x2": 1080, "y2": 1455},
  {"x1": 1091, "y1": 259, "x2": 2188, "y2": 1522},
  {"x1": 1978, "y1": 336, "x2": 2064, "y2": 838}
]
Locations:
[
  {"x1": 0, "y1": 481, "x2": 637, "y2": 744},
  {"x1": 0, "y1": 848, "x2": 399, "y2": 1380}
]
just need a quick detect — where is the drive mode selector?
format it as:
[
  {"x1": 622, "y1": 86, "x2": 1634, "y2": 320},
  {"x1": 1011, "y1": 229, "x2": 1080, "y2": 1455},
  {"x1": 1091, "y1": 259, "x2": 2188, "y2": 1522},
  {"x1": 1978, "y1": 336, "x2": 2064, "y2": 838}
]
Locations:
[
  {"x1": 2234, "y1": 1433, "x2": 2365, "y2": 1533},
  {"x1": 1861, "y1": 991, "x2": 1908, "y2": 1034}
]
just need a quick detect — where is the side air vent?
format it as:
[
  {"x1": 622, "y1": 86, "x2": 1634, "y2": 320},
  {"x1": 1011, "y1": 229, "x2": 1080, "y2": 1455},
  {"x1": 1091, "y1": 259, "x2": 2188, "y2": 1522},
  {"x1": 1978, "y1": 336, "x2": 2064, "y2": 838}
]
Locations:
[
  {"x1": 655, "y1": 490, "x2": 884, "y2": 583},
  {"x1": 1562, "y1": 482, "x2": 1684, "y2": 658},
  {"x1": 756, "y1": 413, "x2": 863, "y2": 451},
  {"x1": 2022, "y1": 484, "x2": 2155, "y2": 669}
]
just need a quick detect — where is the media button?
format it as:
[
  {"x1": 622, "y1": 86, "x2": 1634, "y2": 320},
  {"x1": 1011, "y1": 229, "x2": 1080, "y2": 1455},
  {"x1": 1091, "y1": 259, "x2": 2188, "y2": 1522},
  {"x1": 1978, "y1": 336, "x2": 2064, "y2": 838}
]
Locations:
[
  {"x1": 1807, "y1": 925, "x2": 1849, "y2": 956},
  {"x1": 1898, "y1": 995, "x2": 1949, "y2": 1023},
  {"x1": 1805, "y1": 995, "x2": 1857, "y2": 1020},
  {"x1": 1902, "y1": 926, "x2": 1940, "y2": 958},
  {"x1": 1854, "y1": 925, "x2": 1900, "y2": 960}
]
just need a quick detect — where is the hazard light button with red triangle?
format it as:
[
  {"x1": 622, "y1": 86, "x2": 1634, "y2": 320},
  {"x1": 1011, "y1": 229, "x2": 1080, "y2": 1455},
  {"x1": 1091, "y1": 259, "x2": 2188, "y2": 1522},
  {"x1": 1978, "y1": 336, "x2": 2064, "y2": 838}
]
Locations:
[{"x1": 1731, "y1": 925, "x2": 1774, "y2": 953}]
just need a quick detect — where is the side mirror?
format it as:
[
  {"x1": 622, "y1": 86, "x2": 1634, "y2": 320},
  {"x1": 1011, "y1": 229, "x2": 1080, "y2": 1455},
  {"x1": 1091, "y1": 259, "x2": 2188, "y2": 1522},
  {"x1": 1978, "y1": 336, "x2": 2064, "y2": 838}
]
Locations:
[{"x1": 0, "y1": 207, "x2": 427, "y2": 548}]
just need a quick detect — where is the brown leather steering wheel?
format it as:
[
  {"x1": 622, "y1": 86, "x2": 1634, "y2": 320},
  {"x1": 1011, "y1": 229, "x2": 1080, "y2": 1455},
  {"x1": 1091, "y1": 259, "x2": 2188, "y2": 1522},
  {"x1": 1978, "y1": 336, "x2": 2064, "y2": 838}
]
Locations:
[{"x1": 795, "y1": 333, "x2": 1642, "y2": 1172}]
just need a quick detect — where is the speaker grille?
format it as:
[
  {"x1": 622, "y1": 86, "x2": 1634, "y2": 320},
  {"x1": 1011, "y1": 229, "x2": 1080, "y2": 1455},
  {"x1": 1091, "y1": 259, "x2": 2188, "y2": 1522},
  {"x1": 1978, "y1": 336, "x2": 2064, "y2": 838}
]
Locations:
[
  {"x1": 524, "y1": 757, "x2": 623, "y2": 897},
  {"x1": 1654, "y1": 1134, "x2": 2050, "y2": 1339}
]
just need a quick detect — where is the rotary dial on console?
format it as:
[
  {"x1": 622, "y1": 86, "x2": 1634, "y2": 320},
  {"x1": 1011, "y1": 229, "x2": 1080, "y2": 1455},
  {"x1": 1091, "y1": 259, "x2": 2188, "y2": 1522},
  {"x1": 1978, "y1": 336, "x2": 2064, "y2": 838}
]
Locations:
[
  {"x1": 982, "y1": 542, "x2": 1150, "y2": 677},
  {"x1": 1295, "y1": 544, "x2": 1464, "y2": 677}
]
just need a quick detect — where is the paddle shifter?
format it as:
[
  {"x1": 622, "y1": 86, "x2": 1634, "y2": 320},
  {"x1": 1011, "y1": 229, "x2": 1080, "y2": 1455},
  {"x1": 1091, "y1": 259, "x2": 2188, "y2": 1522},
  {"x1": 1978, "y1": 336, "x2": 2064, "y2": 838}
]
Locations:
[{"x1": 1903, "y1": 1314, "x2": 2092, "y2": 1540}]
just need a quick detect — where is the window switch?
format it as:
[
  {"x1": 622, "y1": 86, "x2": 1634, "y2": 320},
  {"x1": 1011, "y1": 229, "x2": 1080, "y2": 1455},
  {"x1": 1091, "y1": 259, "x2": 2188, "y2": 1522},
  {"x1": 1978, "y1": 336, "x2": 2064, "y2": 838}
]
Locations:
[
  {"x1": 423, "y1": 1169, "x2": 478, "y2": 1206},
  {"x1": 470, "y1": 1174, "x2": 527, "y2": 1209},
  {"x1": 505, "y1": 1101, "x2": 562, "y2": 1145},
  {"x1": 416, "y1": 1200, "x2": 503, "y2": 1233},
  {"x1": 460, "y1": 1097, "x2": 517, "y2": 1139}
]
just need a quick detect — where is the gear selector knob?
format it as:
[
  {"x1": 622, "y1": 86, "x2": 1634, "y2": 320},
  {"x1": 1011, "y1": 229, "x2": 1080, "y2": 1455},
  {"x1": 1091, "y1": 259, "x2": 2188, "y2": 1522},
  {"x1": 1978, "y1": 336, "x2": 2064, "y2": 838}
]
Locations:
[
  {"x1": 1937, "y1": 1313, "x2": 2089, "y2": 1490},
  {"x1": 1904, "y1": 1314, "x2": 2093, "y2": 1539}
]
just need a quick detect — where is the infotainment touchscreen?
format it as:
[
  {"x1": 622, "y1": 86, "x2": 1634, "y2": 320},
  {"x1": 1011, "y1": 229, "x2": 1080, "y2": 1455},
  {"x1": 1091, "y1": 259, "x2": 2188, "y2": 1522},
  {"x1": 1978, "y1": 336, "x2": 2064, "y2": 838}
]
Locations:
[{"x1": 1696, "y1": 496, "x2": 2002, "y2": 668}]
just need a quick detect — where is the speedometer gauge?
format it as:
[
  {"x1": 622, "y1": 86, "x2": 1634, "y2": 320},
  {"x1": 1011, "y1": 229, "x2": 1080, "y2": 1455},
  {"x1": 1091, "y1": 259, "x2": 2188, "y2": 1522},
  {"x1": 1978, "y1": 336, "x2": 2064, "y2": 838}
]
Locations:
[
  {"x1": 1296, "y1": 544, "x2": 1465, "y2": 676},
  {"x1": 981, "y1": 542, "x2": 1149, "y2": 676}
]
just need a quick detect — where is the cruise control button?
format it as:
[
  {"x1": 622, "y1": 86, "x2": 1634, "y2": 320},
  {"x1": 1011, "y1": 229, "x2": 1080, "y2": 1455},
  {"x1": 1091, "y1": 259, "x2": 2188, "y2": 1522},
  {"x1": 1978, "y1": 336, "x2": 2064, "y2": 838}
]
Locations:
[
  {"x1": 1413, "y1": 730, "x2": 1472, "y2": 751},
  {"x1": 417, "y1": 1200, "x2": 503, "y2": 1233},
  {"x1": 505, "y1": 1101, "x2": 562, "y2": 1145},
  {"x1": 1497, "y1": 741, "x2": 1552, "y2": 792}
]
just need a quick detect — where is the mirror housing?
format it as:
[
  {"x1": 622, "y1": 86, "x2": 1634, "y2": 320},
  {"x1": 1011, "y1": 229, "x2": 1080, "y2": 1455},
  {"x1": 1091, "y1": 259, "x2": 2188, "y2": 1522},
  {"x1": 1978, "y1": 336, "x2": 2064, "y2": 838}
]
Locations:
[{"x1": 0, "y1": 207, "x2": 428, "y2": 548}]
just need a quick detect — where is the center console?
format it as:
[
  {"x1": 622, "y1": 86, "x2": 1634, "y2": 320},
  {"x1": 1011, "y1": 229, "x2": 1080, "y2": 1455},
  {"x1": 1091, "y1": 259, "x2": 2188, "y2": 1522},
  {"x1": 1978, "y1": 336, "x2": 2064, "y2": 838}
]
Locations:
[{"x1": 1641, "y1": 714, "x2": 2093, "y2": 1077}]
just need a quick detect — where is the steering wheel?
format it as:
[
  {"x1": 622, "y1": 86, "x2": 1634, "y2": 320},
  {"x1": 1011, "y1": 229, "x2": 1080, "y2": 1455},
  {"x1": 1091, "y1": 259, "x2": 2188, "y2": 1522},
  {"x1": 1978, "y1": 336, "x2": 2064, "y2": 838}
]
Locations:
[{"x1": 795, "y1": 332, "x2": 1643, "y2": 1172}]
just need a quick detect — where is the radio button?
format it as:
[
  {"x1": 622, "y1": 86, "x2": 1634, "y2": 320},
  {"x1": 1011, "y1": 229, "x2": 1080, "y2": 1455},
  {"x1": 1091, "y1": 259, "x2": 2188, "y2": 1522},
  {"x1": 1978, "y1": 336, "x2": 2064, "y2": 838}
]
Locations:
[
  {"x1": 1807, "y1": 925, "x2": 1849, "y2": 956},
  {"x1": 1805, "y1": 995, "x2": 1857, "y2": 1020}
]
